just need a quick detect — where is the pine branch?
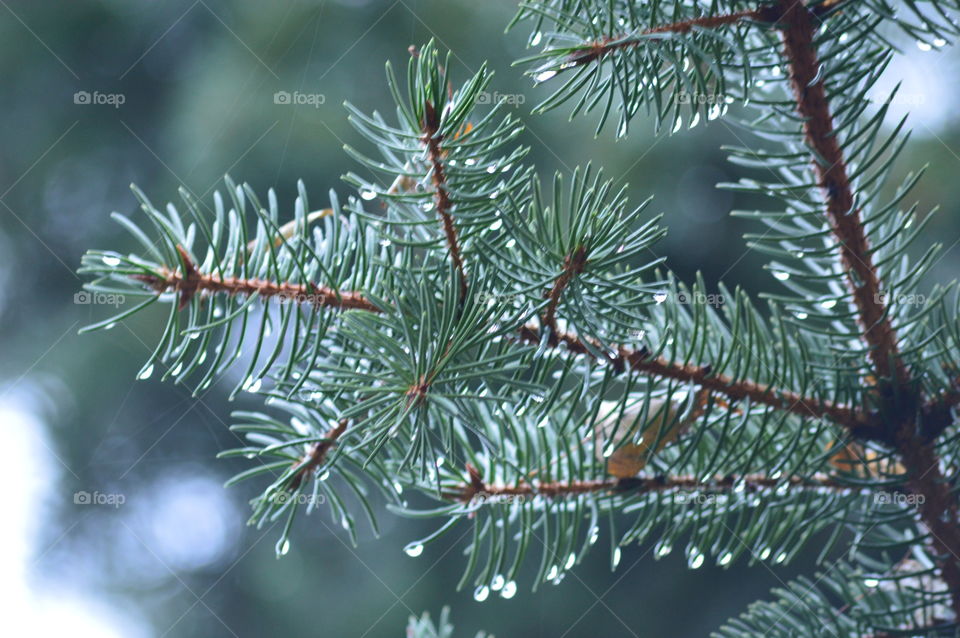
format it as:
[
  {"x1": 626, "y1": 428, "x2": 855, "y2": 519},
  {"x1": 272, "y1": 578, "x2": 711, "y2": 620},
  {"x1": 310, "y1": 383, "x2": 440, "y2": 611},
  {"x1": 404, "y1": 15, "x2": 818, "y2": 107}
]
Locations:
[
  {"x1": 444, "y1": 463, "x2": 850, "y2": 503},
  {"x1": 772, "y1": 0, "x2": 960, "y2": 616},
  {"x1": 133, "y1": 245, "x2": 379, "y2": 313},
  {"x1": 287, "y1": 419, "x2": 348, "y2": 492},
  {"x1": 563, "y1": 6, "x2": 775, "y2": 68},
  {"x1": 541, "y1": 244, "x2": 588, "y2": 337},
  {"x1": 421, "y1": 100, "x2": 469, "y2": 301},
  {"x1": 776, "y1": 0, "x2": 907, "y2": 388},
  {"x1": 516, "y1": 324, "x2": 866, "y2": 428},
  {"x1": 122, "y1": 254, "x2": 864, "y2": 431}
]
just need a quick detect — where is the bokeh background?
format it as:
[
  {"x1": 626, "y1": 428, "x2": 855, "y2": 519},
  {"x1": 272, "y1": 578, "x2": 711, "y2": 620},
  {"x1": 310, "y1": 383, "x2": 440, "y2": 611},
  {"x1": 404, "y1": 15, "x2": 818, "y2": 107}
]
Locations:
[{"x1": 3, "y1": 1, "x2": 959, "y2": 636}]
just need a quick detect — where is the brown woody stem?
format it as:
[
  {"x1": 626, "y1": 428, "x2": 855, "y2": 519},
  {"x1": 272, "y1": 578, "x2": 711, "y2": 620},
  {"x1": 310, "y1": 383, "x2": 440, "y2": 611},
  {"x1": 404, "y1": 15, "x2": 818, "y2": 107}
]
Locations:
[
  {"x1": 773, "y1": 0, "x2": 958, "y2": 613},
  {"x1": 133, "y1": 245, "x2": 379, "y2": 313},
  {"x1": 446, "y1": 464, "x2": 849, "y2": 503},
  {"x1": 517, "y1": 324, "x2": 866, "y2": 429},
  {"x1": 131, "y1": 249, "x2": 862, "y2": 431},
  {"x1": 777, "y1": 0, "x2": 906, "y2": 387},
  {"x1": 288, "y1": 419, "x2": 348, "y2": 492},
  {"x1": 542, "y1": 245, "x2": 588, "y2": 337},
  {"x1": 422, "y1": 101, "x2": 469, "y2": 301},
  {"x1": 565, "y1": 8, "x2": 773, "y2": 67}
]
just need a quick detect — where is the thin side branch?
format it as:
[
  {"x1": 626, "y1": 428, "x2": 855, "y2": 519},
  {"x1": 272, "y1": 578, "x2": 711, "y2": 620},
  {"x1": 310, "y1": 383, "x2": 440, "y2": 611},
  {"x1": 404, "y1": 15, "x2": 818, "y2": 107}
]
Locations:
[
  {"x1": 564, "y1": 7, "x2": 775, "y2": 67},
  {"x1": 422, "y1": 100, "x2": 469, "y2": 301},
  {"x1": 133, "y1": 245, "x2": 379, "y2": 313},
  {"x1": 288, "y1": 419, "x2": 349, "y2": 492},
  {"x1": 444, "y1": 463, "x2": 850, "y2": 503},
  {"x1": 129, "y1": 255, "x2": 863, "y2": 430},
  {"x1": 517, "y1": 324, "x2": 867, "y2": 429},
  {"x1": 542, "y1": 244, "x2": 588, "y2": 337}
]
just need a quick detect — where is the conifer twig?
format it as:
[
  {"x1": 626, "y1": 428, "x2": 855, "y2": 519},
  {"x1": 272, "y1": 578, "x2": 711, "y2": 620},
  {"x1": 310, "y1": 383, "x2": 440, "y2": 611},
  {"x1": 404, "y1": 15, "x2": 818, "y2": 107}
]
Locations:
[
  {"x1": 421, "y1": 100, "x2": 469, "y2": 302},
  {"x1": 444, "y1": 464, "x2": 851, "y2": 503}
]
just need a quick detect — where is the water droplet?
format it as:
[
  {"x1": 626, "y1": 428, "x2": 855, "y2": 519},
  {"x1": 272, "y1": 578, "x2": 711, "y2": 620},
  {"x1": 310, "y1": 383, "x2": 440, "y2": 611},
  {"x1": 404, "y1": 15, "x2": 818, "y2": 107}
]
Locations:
[
  {"x1": 103, "y1": 322, "x2": 117, "y2": 331},
  {"x1": 535, "y1": 70, "x2": 557, "y2": 83},
  {"x1": 465, "y1": 158, "x2": 477, "y2": 166},
  {"x1": 319, "y1": 470, "x2": 330, "y2": 481},
  {"x1": 795, "y1": 311, "x2": 808, "y2": 320},
  {"x1": 436, "y1": 456, "x2": 444, "y2": 468},
  {"x1": 839, "y1": 33, "x2": 849, "y2": 43},
  {"x1": 588, "y1": 527, "x2": 599, "y2": 545},
  {"x1": 102, "y1": 255, "x2": 121, "y2": 267},
  {"x1": 360, "y1": 189, "x2": 377, "y2": 201},
  {"x1": 688, "y1": 551, "x2": 705, "y2": 569},
  {"x1": 671, "y1": 116, "x2": 683, "y2": 134},
  {"x1": 655, "y1": 540, "x2": 672, "y2": 557},
  {"x1": 617, "y1": 120, "x2": 628, "y2": 138},
  {"x1": 404, "y1": 543, "x2": 424, "y2": 557},
  {"x1": 246, "y1": 378, "x2": 262, "y2": 393},
  {"x1": 820, "y1": 299, "x2": 837, "y2": 309},
  {"x1": 546, "y1": 565, "x2": 559, "y2": 580},
  {"x1": 934, "y1": 38, "x2": 947, "y2": 47},
  {"x1": 773, "y1": 271, "x2": 790, "y2": 281},
  {"x1": 653, "y1": 292, "x2": 668, "y2": 304},
  {"x1": 505, "y1": 239, "x2": 516, "y2": 248},
  {"x1": 500, "y1": 580, "x2": 517, "y2": 598},
  {"x1": 917, "y1": 40, "x2": 932, "y2": 51},
  {"x1": 137, "y1": 364, "x2": 154, "y2": 380},
  {"x1": 565, "y1": 552, "x2": 576, "y2": 570},
  {"x1": 718, "y1": 551, "x2": 733, "y2": 566},
  {"x1": 277, "y1": 539, "x2": 291, "y2": 556},
  {"x1": 486, "y1": 165, "x2": 497, "y2": 174},
  {"x1": 863, "y1": 577, "x2": 880, "y2": 588},
  {"x1": 708, "y1": 104, "x2": 721, "y2": 120},
  {"x1": 474, "y1": 585, "x2": 490, "y2": 602},
  {"x1": 530, "y1": 31, "x2": 542, "y2": 46},
  {"x1": 612, "y1": 547, "x2": 622, "y2": 568},
  {"x1": 170, "y1": 362, "x2": 183, "y2": 376},
  {"x1": 491, "y1": 574, "x2": 505, "y2": 591},
  {"x1": 213, "y1": 306, "x2": 223, "y2": 318},
  {"x1": 393, "y1": 481, "x2": 403, "y2": 494},
  {"x1": 379, "y1": 239, "x2": 392, "y2": 247},
  {"x1": 775, "y1": 552, "x2": 787, "y2": 564},
  {"x1": 759, "y1": 546, "x2": 771, "y2": 560},
  {"x1": 688, "y1": 112, "x2": 701, "y2": 129},
  {"x1": 489, "y1": 219, "x2": 503, "y2": 231}
]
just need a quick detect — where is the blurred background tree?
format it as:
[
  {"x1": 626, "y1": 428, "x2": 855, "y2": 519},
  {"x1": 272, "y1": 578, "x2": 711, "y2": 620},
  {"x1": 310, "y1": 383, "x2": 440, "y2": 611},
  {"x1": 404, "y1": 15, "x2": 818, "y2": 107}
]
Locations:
[{"x1": 3, "y1": 1, "x2": 960, "y2": 635}]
